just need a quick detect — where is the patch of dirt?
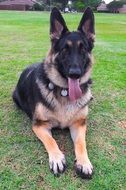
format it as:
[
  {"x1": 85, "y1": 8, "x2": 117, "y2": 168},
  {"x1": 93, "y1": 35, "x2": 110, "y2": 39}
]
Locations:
[
  {"x1": 37, "y1": 175, "x2": 45, "y2": 187},
  {"x1": 118, "y1": 121, "x2": 126, "y2": 129},
  {"x1": 52, "y1": 128, "x2": 71, "y2": 154}
]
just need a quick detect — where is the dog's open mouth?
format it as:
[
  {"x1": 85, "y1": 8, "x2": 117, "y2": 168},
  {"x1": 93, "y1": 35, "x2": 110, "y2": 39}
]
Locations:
[{"x1": 68, "y1": 78, "x2": 82, "y2": 101}]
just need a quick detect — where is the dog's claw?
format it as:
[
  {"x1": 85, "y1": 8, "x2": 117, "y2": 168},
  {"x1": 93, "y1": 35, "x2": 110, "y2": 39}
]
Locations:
[
  {"x1": 75, "y1": 161, "x2": 94, "y2": 179},
  {"x1": 49, "y1": 153, "x2": 66, "y2": 176}
]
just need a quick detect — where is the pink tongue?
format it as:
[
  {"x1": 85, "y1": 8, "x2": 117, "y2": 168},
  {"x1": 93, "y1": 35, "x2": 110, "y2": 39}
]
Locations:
[{"x1": 68, "y1": 78, "x2": 82, "y2": 101}]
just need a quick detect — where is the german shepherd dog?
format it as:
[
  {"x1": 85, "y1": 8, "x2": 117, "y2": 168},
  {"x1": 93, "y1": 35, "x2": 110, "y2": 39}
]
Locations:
[{"x1": 13, "y1": 7, "x2": 95, "y2": 179}]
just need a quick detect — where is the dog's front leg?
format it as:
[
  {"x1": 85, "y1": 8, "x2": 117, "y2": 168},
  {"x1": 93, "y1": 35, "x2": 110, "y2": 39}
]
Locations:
[
  {"x1": 70, "y1": 119, "x2": 93, "y2": 179},
  {"x1": 32, "y1": 124, "x2": 66, "y2": 175}
]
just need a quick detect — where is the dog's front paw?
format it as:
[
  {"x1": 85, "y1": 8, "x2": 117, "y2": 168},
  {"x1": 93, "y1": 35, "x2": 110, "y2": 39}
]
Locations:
[
  {"x1": 75, "y1": 160, "x2": 93, "y2": 179},
  {"x1": 49, "y1": 152, "x2": 66, "y2": 176}
]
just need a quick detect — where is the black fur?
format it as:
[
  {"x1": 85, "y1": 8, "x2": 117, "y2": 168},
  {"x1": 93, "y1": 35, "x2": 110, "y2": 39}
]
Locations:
[
  {"x1": 13, "y1": 63, "x2": 54, "y2": 119},
  {"x1": 50, "y1": 7, "x2": 95, "y2": 80},
  {"x1": 13, "y1": 7, "x2": 95, "y2": 120},
  {"x1": 54, "y1": 31, "x2": 91, "y2": 79}
]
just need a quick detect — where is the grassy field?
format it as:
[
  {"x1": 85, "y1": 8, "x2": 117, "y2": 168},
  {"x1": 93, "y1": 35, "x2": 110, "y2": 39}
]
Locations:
[{"x1": 0, "y1": 10, "x2": 126, "y2": 190}]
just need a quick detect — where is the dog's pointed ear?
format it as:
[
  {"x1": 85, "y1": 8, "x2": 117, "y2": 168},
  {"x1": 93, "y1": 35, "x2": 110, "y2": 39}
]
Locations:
[
  {"x1": 50, "y1": 7, "x2": 69, "y2": 41},
  {"x1": 77, "y1": 7, "x2": 95, "y2": 40}
]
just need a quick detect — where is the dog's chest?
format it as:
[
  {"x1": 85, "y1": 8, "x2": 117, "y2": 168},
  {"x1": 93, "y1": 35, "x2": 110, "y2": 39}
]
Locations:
[
  {"x1": 47, "y1": 102, "x2": 88, "y2": 128},
  {"x1": 55, "y1": 103, "x2": 81, "y2": 124},
  {"x1": 35, "y1": 89, "x2": 92, "y2": 128},
  {"x1": 35, "y1": 97, "x2": 89, "y2": 129}
]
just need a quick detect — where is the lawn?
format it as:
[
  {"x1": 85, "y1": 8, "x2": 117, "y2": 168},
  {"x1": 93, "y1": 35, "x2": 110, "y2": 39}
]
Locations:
[{"x1": 0, "y1": 11, "x2": 126, "y2": 190}]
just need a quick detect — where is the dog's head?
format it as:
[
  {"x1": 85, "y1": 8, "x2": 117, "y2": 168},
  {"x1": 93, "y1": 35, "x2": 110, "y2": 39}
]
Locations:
[{"x1": 45, "y1": 7, "x2": 95, "y2": 101}]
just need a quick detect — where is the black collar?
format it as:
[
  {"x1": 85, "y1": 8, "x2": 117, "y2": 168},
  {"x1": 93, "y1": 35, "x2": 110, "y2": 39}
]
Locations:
[{"x1": 48, "y1": 79, "x2": 92, "y2": 97}]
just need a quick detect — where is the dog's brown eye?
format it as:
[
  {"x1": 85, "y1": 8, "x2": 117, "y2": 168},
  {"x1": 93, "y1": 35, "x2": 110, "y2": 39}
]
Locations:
[
  {"x1": 79, "y1": 42, "x2": 84, "y2": 50},
  {"x1": 62, "y1": 44, "x2": 69, "y2": 53},
  {"x1": 64, "y1": 44, "x2": 70, "y2": 50}
]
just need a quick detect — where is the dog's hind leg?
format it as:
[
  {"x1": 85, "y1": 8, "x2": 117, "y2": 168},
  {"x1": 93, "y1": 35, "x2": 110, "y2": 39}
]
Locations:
[
  {"x1": 32, "y1": 123, "x2": 66, "y2": 176},
  {"x1": 12, "y1": 88, "x2": 22, "y2": 109},
  {"x1": 12, "y1": 88, "x2": 32, "y2": 119},
  {"x1": 70, "y1": 118, "x2": 93, "y2": 179}
]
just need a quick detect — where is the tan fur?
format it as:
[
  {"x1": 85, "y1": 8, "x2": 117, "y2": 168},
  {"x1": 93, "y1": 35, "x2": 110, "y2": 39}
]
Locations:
[
  {"x1": 80, "y1": 53, "x2": 94, "y2": 84},
  {"x1": 67, "y1": 40, "x2": 73, "y2": 46},
  {"x1": 32, "y1": 38, "x2": 94, "y2": 177},
  {"x1": 45, "y1": 50, "x2": 93, "y2": 88},
  {"x1": 45, "y1": 49, "x2": 59, "y2": 65},
  {"x1": 33, "y1": 85, "x2": 92, "y2": 128},
  {"x1": 82, "y1": 19, "x2": 95, "y2": 41},
  {"x1": 51, "y1": 20, "x2": 63, "y2": 40},
  {"x1": 70, "y1": 119, "x2": 93, "y2": 172},
  {"x1": 33, "y1": 100, "x2": 91, "y2": 175},
  {"x1": 32, "y1": 124, "x2": 62, "y2": 158},
  {"x1": 45, "y1": 49, "x2": 53, "y2": 64},
  {"x1": 32, "y1": 19, "x2": 94, "y2": 177},
  {"x1": 77, "y1": 40, "x2": 82, "y2": 47}
]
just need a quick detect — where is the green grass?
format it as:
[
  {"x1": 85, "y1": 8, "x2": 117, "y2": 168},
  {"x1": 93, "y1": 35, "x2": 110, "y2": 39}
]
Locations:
[{"x1": 0, "y1": 11, "x2": 126, "y2": 190}]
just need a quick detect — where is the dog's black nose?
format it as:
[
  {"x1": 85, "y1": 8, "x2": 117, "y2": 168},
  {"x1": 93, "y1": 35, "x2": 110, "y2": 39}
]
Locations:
[{"x1": 68, "y1": 68, "x2": 81, "y2": 79}]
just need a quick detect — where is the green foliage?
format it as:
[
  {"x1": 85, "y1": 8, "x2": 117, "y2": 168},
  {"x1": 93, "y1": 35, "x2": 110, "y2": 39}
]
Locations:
[
  {"x1": 87, "y1": 0, "x2": 102, "y2": 9},
  {"x1": 32, "y1": 0, "x2": 103, "y2": 11},
  {"x1": 53, "y1": 0, "x2": 68, "y2": 9},
  {"x1": 52, "y1": 2, "x2": 63, "y2": 9},
  {"x1": 35, "y1": 0, "x2": 68, "y2": 10},
  {"x1": 74, "y1": 0, "x2": 85, "y2": 11},
  {"x1": 73, "y1": 0, "x2": 102, "y2": 11},
  {"x1": 33, "y1": 3, "x2": 45, "y2": 11}
]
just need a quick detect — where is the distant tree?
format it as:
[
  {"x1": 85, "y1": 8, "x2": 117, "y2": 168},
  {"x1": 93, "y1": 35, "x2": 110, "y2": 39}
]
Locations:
[
  {"x1": 73, "y1": 0, "x2": 102, "y2": 11},
  {"x1": 73, "y1": 0, "x2": 84, "y2": 11},
  {"x1": 35, "y1": 0, "x2": 102, "y2": 11},
  {"x1": 52, "y1": 0, "x2": 68, "y2": 10},
  {"x1": 33, "y1": 0, "x2": 45, "y2": 11},
  {"x1": 87, "y1": 0, "x2": 102, "y2": 10},
  {"x1": 36, "y1": 0, "x2": 68, "y2": 11},
  {"x1": 107, "y1": 0, "x2": 124, "y2": 13}
]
